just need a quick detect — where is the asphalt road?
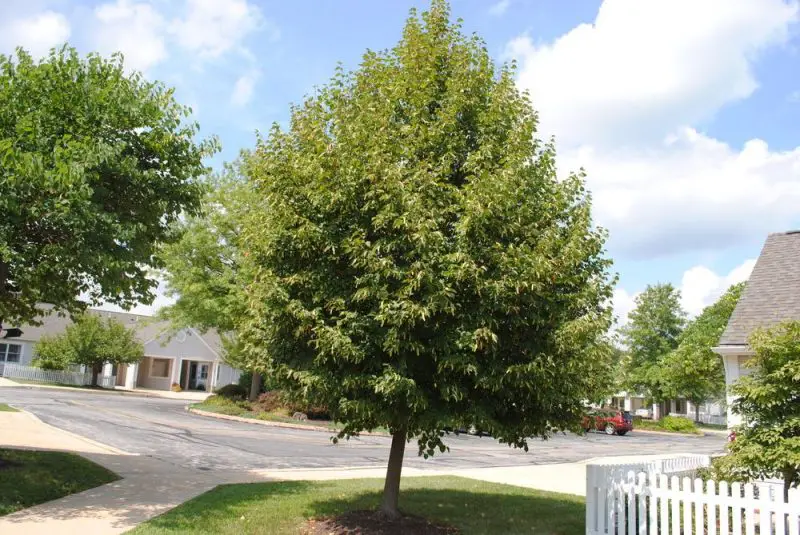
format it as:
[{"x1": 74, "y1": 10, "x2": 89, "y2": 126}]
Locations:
[{"x1": 2, "y1": 387, "x2": 726, "y2": 475}]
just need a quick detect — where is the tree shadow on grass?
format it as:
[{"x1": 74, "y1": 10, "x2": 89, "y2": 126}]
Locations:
[
  {"x1": 303, "y1": 480, "x2": 585, "y2": 535},
  {"x1": 133, "y1": 477, "x2": 585, "y2": 535}
]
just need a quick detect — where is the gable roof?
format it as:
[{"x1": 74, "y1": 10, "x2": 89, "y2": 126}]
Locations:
[
  {"x1": 719, "y1": 231, "x2": 800, "y2": 346},
  {"x1": 14, "y1": 304, "x2": 222, "y2": 359}
]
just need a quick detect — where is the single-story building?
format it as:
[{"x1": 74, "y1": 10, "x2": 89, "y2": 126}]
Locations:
[
  {"x1": 608, "y1": 392, "x2": 725, "y2": 425},
  {"x1": 714, "y1": 230, "x2": 800, "y2": 428},
  {"x1": 0, "y1": 305, "x2": 241, "y2": 392}
]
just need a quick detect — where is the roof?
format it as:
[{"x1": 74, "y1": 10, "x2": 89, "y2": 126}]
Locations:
[
  {"x1": 12, "y1": 304, "x2": 223, "y2": 358},
  {"x1": 719, "y1": 231, "x2": 800, "y2": 346}
]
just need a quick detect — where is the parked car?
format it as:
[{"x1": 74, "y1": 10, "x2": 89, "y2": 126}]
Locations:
[
  {"x1": 582, "y1": 408, "x2": 634, "y2": 436},
  {"x1": 634, "y1": 407, "x2": 652, "y2": 419}
]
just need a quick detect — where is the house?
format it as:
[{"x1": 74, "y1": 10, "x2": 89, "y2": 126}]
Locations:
[
  {"x1": 607, "y1": 392, "x2": 725, "y2": 425},
  {"x1": 0, "y1": 305, "x2": 242, "y2": 393},
  {"x1": 714, "y1": 231, "x2": 800, "y2": 427}
]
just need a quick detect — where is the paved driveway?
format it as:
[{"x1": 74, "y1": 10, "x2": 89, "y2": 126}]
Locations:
[{"x1": 1, "y1": 387, "x2": 725, "y2": 475}]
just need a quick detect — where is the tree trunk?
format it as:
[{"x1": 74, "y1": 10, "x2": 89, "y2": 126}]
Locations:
[
  {"x1": 694, "y1": 403, "x2": 700, "y2": 423},
  {"x1": 784, "y1": 469, "x2": 793, "y2": 504},
  {"x1": 91, "y1": 363, "x2": 101, "y2": 387},
  {"x1": 379, "y1": 428, "x2": 407, "y2": 519},
  {"x1": 249, "y1": 372, "x2": 262, "y2": 402}
]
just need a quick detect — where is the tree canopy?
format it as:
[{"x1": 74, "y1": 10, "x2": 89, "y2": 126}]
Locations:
[
  {"x1": 240, "y1": 0, "x2": 615, "y2": 516},
  {"x1": 158, "y1": 156, "x2": 262, "y2": 398},
  {"x1": 728, "y1": 320, "x2": 800, "y2": 502},
  {"x1": 34, "y1": 314, "x2": 144, "y2": 386},
  {"x1": 659, "y1": 282, "x2": 744, "y2": 419},
  {"x1": 0, "y1": 46, "x2": 218, "y2": 325},
  {"x1": 621, "y1": 283, "x2": 686, "y2": 400}
]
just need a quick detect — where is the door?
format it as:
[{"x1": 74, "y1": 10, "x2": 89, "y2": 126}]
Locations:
[
  {"x1": 189, "y1": 362, "x2": 198, "y2": 390},
  {"x1": 197, "y1": 364, "x2": 209, "y2": 391}
]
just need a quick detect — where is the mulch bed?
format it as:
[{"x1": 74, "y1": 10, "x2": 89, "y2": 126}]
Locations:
[{"x1": 302, "y1": 510, "x2": 460, "y2": 535}]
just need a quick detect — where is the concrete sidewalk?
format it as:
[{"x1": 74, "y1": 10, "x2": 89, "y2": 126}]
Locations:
[
  {"x1": 0, "y1": 409, "x2": 228, "y2": 535},
  {"x1": 0, "y1": 377, "x2": 210, "y2": 401}
]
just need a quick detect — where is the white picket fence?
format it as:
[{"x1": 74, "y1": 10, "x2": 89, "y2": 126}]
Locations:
[
  {"x1": 587, "y1": 464, "x2": 800, "y2": 535},
  {"x1": 1, "y1": 363, "x2": 116, "y2": 388}
]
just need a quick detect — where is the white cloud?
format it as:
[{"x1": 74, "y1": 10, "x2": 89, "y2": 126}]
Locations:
[
  {"x1": 0, "y1": 11, "x2": 70, "y2": 57},
  {"x1": 615, "y1": 258, "x2": 755, "y2": 328},
  {"x1": 170, "y1": 0, "x2": 269, "y2": 59},
  {"x1": 230, "y1": 71, "x2": 259, "y2": 106},
  {"x1": 561, "y1": 128, "x2": 800, "y2": 257},
  {"x1": 489, "y1": 0, "x2": 511, "y2": 17},
  {"x1": 505, "y1": 0, "x2": 800, "y2": 260},
  {"x1": 508, "y1": 0, "x2": 797, "y2": 147},
  {"x1": 679, "y1": 259, "x2": 756, "y2": 317},
  {"x1": 92, "y1": 0, "x2": 167, "y2": 72},
  {"x1": 611, "y1": 287, "x2": 638, "y2": 328}
]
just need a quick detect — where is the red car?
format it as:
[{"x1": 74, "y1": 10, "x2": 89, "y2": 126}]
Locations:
[{"x1": 582, "y1": 408, "x2": 634, "y2": 436}]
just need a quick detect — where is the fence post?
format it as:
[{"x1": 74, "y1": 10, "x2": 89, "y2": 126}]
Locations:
[{"x1": 707, "y1": 479, "x2": 718, "y2": 535}]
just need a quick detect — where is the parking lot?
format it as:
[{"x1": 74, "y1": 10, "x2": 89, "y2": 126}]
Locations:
[{"x1": 1, "y1": 387, "x2": 727, "y2": 475}]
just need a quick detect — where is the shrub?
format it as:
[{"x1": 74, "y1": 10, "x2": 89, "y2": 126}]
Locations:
[
  {"x1": 254, "y1": 391, "x2": 286, "y2": 412},
  {"x1": 214, "y1": 383, "x2": 248, "y2": 400},
  {"x1": 660, "y1": 415, "x2": 698, "y2": 433},
  {"x1": 199, "y1": 395, "x2": 248, "y2": 415}
]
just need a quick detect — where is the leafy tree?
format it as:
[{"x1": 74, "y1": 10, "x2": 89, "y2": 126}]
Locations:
[
  {"x1": 621, "y1": 283, "x2": 685, "y2": 402},
  {"x1": 0, "y1": 46, "x2": 217, "y2": 326},
  {"x1": 34, "y1": 314, "x2": 144, "y2": 386},
  {"x1": 158, "y1": 156, "x2": 264, "y2": 400},
  {"x1": 660, "y1": 283, "x2": 744, "y2": 421},
  {"x1": 728, "y1": 320, "x2": 800, "y2": 502},
  {"x1": 241, "y1": 1, "x2": 615, "y2": 517}
]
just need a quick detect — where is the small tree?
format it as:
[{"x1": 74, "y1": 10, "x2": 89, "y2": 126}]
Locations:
[
  {"x1": 621, "y1": 283, "x2": 686, "y2": 404},
  {"x1": 34, "y1": 315, "x2": 144, "y2": 386},
  {"x1": 241, "y1": 0, "x2": 615, "y2": 518},
  {"x1": 659, "y1": 283, "x2": 744, "y2": 421},
  {"x1": 728, "y1": 320, "x2": 800, "y2": 502},
  {"x1": 0, "y1": 46, "x2": 217, "y2": 326},
  {"x1": 159, "y1": 156, "x2": 263, "y2": 400}
]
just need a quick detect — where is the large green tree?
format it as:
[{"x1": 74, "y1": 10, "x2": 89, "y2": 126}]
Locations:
[
  {"x1": 728, "y1": 320, "x2": 800, "y2": 502},
  {"x1": 34, "y1": 314, "x2": 144, "y2": 386},
  {"x1": 660, "y1": 282, "x2": 744, "y2": 421},
  {"x1": 241, "y1": 1, "x2": 615, "y2": 517},
  {"x1": 158, "y1": 156, "x2": 263, "y2": 399},
  {"x1": 0, "y1": 46, "x2": 217, "y2": 325},
  {"x1": 621, "y1": 283, "x2": 686, "y2": 402}
]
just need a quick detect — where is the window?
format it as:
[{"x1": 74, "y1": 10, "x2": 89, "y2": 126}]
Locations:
[
  {"x1": 0, "y1": 343, "x2": 21, "y2": 363},
  {"x1": 150, "y1": 358, "x2": 170, "y2": 378}
]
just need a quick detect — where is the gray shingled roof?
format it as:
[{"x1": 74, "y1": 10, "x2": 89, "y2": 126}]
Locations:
[
  {"x1": 15, "y1": 304, "x2": 222, "y2": 356},
  {"x1": 719, "y1": 231, "x2": 800, "y2": 346}
]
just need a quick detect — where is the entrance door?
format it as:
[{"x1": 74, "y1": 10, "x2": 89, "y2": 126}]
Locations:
[
  {"x1": 197, "y1": 364, "x2": 209, "y2": 391},
  {"x1": 189, "y1": 362, "x2": 198, "y2": 390}
]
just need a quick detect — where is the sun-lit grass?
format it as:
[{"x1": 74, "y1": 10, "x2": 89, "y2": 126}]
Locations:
[
  {"x1": 130, "y1": 476, "x2": 585, "y2": 535},
  {"x1": 0, "y1": 403, "x2": 18, "y2": 412},
  {"x1": 0, "y1": 449, "x2": 118, "y2": 516}
]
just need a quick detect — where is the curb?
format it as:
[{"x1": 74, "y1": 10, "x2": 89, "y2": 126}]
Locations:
[
  {"x1": 631, "y1": 428, "x2": 706, "y2": 437},
  {"x1": 17, "y1": 409, "x2": 133, "y2": 456},
  {"x1": 187, "y1": 407, "x2": 390, "y2": 437},
  {"x1": 2, "y1": 382, "x2": 210, "y2": 402}
]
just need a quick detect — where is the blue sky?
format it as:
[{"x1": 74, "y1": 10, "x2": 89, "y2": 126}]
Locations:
[{"x1": 2, "y1": 0, "x2": 799, "y2": 323}]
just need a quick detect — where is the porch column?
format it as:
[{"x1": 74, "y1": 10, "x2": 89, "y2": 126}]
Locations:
[
  {"x1": 623, "y1": 397, "x2": 632, "y2": 411},
  {"x1": 125, "y1": 362, "x2": 138, "y2": 389},
  {"x1": 652, "y1": 403, "x2": 661, "y2": 421},
  {"x1": 172, "y1": 358, "x2": 182, "y2": 389},
  {"x1": 724, "y1": 354, "x2": 742, "y2": 428},
  {"x1": 209, "y1": 362, "x2": 217, "y2": 392}
]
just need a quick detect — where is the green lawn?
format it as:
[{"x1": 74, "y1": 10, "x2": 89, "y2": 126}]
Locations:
[
  {"x1": 0, "y1": 449, "x2": 119, "y2": 516},
  {"x1": 9, "y1": 378, "x2": 110, "y2": 390},
  {"x1": 130, "y1": 476, "x2": 584, "y2": 535},
  {"x1": 634, "y1": 417, "x2": 702, "y2": 435},
  {"x1": 0, "y1": 403, "x2": 18, "y2": 412}
]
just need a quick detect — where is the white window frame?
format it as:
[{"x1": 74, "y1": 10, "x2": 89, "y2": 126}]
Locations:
[{"x1": 0, "y1": 343, "x2": 22, "y2": 363}]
